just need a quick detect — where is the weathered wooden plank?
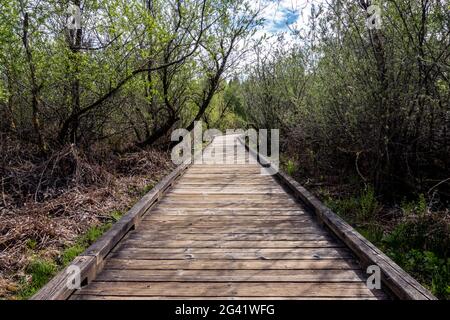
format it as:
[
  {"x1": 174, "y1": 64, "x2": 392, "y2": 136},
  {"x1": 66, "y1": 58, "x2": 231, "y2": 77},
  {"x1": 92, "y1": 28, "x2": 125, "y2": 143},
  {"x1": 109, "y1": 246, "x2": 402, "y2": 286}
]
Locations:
[
  {"x1": 200, "y1": 157, "x2": 254, "y2": 161},
  {"x1": 95, "y1": 269, "x2": 366, "y2": 282},
  {"x1": 103, "y1": 259, "x2": 360, "y2": 270},
  {"x1": 143, "y1": 215, "x2": 311, "y2": 222},
  {"x1": 111, "y1": 247, "x2": 350, "y2": 254},
  {"x1": 187, "y1": 169, "x2": 263, "y2": 173},
  {"x1": 41, "y1": 135, "x2": 404, "y2": 300},
  {"x1": 156, "y1": 202, "x2": 301, "y2": 208},
  {"x1": 182, "y1": 174, "x2": 272, "y2": 178},
  {"x1": 172, "y1": 184, "x2": 283, "y2": 188},
  {"x1": 135, "y1": 227, "x2": 327, "y2": 234},
  {"x1": 148, "y1": 211, "x2": 308, "y2": 216},
  {"x1": 140, "y1": 223, "x2": 317, "y2": 229},
  {"x1": 140, "y1": 218, "x2": 315, "y2": 226},
  {"x1": 127, "y1": 233, "x2": 333, "y2": 241},
  {"x1": 162, "y1": 194, "x2": 294, "y2": 201},
  {"x1": 169, "y1": 190, "x2": 286, "y2": 195},
  {"x1": 110, "y1": 248, "x2": 353, "y2": 260},
  {"x1": 161, "y1": 194, "x2": 294, "y2": 199},
  {"x1": 149, "y1": 208, "x2": 307, "y2": 214},
  {"x1": 178, "y1": 176, "x2": 273, "y2": 180},
  {"x1": 72, "y1": 295, "x2": 380, "y2": 300},
  {"x1": 119, "y1": 240, "x2": 344, "y2": 249},
  {"x1": 177, "y1": 181, "x2": 274, "y2": 185},
  {"x1": 138, "y1": 223, "x2": 319, "y2": 231},
  {"x1": 73, "y1": 282, "x2": 386, "y2": 298},
  {"x1": 190, "y1": 163, "x2": 261, "y2": 170},
  {"x1": 238, "y1": 135, "x2": 436, "y2": 300},
  {"x1": 78, "y1": 160, "x2": 190, "y2": 267}
]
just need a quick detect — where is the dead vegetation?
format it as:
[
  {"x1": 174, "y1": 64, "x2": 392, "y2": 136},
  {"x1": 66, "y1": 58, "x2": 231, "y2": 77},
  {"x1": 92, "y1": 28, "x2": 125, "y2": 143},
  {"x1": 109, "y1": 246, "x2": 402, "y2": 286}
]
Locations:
[{"x1": 0, "y1": 137, "x2": 174, "y2": 299}]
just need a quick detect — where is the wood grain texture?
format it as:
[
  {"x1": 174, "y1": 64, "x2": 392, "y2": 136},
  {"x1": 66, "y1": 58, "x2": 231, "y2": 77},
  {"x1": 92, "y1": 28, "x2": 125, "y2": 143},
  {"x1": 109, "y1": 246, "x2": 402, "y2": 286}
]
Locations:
[
  {"x1": 238, "y1": 135, "x2": 437, "y2": 300},
  {"x1": 103, "y1": 259, "x2": 360, "y2": 270},
  {"x1": 31, "y1": 134, "x2": 209, "y2": 300},
  {"x1": 71, "y1": 135, "x2": 388, "y2": 300},
  {"x1": 38, "y1": 135, "x2": 430, "y2": 300},
  {"x1": 74, "y1": 282, "x2": 386, "y2": 298}
]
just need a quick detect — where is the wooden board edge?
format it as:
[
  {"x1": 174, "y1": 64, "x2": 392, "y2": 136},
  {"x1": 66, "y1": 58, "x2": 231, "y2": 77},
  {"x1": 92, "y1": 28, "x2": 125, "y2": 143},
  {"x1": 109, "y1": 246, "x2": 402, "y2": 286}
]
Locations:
[
  {"x1": 31, "y1": 137, "x2": 215, "y2": 300},
  {"x1": 30, "y1": 256, "x2": 96, "y2": 300},
  {"x1": 237, "y1": 136, "x2": 437, "y2": 300}
]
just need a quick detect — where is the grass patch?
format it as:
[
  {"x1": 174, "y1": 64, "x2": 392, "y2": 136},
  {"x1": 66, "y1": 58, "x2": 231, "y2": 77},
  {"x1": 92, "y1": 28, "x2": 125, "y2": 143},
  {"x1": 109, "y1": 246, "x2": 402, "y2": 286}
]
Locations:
[
  {"x1": 59, "y1": 220, "x2": 121, "y2": 267},
  {"x1": 281, "y1": 157, "x2": 298, "y2": 176},
  {"x1": 60, "y1": 244, "x2": 84, "y2": 266},
  {"x1": 324, "y1": 186, "x2": 380, "y2": 225},
  {"x1": 16, "y1": 258, "x2": 57, "y2": 299},
  {"x1": 141, "y1": 183, "x2": 156, "y2": 196},
  {"x1": 401, "y1": 193, "x2": 428, "y2": 216},
  {"x1": 285, "y1": 159, "x2": 297, "y2": 176},
  {"x1": 110, "y1": 210, "x2": 123, "y2": 222},
  {"x1": 26, "y1": 239, "x2": 37, "y2": 250},
  {"x1": 16, "y1": 211, "x2": 124, "y2": 299}
]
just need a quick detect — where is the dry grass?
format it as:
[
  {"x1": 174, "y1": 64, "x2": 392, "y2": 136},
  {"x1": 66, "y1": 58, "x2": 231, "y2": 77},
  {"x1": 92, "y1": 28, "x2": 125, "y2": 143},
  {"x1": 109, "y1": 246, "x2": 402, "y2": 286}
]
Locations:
[{"x1": 0, "y1": 140, "x2": 174, "y2": 299}]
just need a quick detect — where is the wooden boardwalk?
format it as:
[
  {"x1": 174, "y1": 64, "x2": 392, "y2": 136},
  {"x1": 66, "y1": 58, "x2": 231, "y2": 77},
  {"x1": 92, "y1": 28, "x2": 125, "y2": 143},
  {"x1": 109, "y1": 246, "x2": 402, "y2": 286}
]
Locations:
[
  {"x1": 71, "y1": 135, "x2": 386, "y2": 300},
  {"x1": 34, "y1": 134, "x2": 435, "y2": 300}
]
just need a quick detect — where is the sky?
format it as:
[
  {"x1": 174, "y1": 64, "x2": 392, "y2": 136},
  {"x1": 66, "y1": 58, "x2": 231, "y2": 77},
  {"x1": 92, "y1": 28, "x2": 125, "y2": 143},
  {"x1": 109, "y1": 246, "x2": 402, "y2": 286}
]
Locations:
[
  {"x1": 238, "y1": 0, "x2": 320, "y2": 64},
  {"x1": 257, "y1": 0, "x2": 316, "y2": 36},
  {"x1": 227, "y1": 0, "x2": 326, "y2": 76}
]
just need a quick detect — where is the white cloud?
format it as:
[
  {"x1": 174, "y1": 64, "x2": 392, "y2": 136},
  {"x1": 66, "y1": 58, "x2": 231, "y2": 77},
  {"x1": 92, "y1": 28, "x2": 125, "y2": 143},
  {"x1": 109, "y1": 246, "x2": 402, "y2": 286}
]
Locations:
[
  {"x1": 234, "y1": 0, "x2": 325, "y2": 73},
  {"x1": 256, "y1": 0, "x2": 315, "y2": 36}
]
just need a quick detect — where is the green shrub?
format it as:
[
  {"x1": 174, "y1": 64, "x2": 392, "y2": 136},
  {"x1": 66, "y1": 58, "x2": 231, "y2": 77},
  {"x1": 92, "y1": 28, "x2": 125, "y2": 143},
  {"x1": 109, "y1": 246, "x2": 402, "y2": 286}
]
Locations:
[
  {"x1": 401, "y1": 193, "x2": 428, "y2": 216},
  {"x1": 325, "y1": 187, "x2": 379, "y2": 224},
  {"x1": 417, "y1": 194, "x2": 427, "y2": 215},
  {"x1": 385, "y1": 249, "x2": 449, "y2": 299},
  {"x1": 383, "y1": 215, "x2": 449, "y2": 257},
  {"x1": 358, "y1": 223, "x2": 384, "y2": 244},
  {"x1": 324, "y1": 189, "x2": 448, "y2": 299},
  {"x1": 382, "y1": 214, "x2": 449, "y2": 299},
  {"x1": 326, "y1": 196, "x2": 358, "y2": 223},
  {"x1": 358, "y1": 187, "x2": 379, "y2": 220}
]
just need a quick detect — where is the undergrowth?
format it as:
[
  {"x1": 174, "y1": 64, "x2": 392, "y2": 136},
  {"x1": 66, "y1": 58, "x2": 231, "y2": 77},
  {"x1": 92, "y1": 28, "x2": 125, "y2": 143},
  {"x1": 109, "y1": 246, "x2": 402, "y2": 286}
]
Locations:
[
  {"x1": 15, "y1": 216, "x2": 122, "y2": 300},
  {"x1": 325, "y1": 190, "x2": 449, "y2": 299},
  {"x1": 284, "y1": 159, "x2": 297, "y2": 176},
  {"x1": 0, "y1": 139, "x2": 173, "y2": 299},
  {"x1": 280, "y1": 155, "x2": 449, "y2": 299}
]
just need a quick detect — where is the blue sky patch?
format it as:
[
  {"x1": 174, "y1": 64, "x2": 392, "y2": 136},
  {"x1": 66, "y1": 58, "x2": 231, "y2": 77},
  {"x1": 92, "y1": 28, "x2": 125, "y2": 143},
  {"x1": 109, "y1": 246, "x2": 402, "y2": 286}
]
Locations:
[{"x1": 269, "y1": 7, "x2": 300, "y2": 32}]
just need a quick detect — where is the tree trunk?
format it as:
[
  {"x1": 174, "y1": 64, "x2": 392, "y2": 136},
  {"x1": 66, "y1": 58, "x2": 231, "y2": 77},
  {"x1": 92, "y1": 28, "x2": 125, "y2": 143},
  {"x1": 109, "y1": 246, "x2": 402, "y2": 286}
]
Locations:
[
  {"x1": 22, "y1": 12, "x2": 46, "y2": 152},
  {"x1": 67, "y1": 0, "x2": 83, "y2": 144}
]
